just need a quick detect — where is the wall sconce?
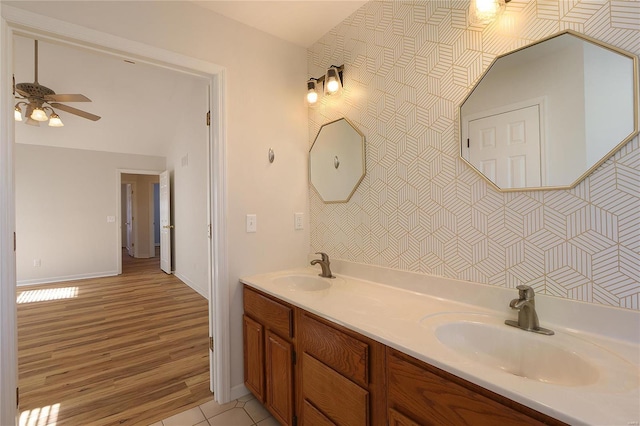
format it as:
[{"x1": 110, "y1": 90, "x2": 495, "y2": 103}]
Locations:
[
  {"x1": 324, "y1": 66, "x2": 343, "y2": 96},
  {"x1": 306, "y1": 64, "x2": 344, "y2": 106},
  {"x1": 14, "y1": 102, "x2": 64, "y2": 127},
  {"x1": 468, "y1": 0, "x2": 510, "y2": 25},
  {"x1": 306, "y1": 79, "x2": 320, "y2": 105}
]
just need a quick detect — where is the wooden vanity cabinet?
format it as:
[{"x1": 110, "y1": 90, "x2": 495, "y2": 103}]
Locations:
[
  {"x1": 387, "y1": 348, "x2": 566, "y2": 426},
  {"x1": 297, "y1": 311, "x2": 386, "y2": 426},
  {"x1": 243, "y1": 286, "x2": 295, "y2": 425},
  {"x1": 243, "y1": 285, "x2": 565, "y2": 426}
]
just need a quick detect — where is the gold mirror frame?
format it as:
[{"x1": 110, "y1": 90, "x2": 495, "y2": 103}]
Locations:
[
  {"x1": 459, "y1": 30, "x2": 639, "y2": 192},
  {"x1": 309, "y1": 118, "x2": 366, "y2": 203}
]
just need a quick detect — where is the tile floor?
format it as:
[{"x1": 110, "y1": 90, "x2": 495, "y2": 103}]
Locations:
[{"x1": 149, "y1": 394, "x2": 279, "y2": 426}]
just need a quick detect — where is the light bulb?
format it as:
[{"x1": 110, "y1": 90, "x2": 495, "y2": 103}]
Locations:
[
  {"x1": 469, "y1": 0, "x2": 506, "y2": 25},
  {"x1": 30, "y1": 107, "x2": 48, "y2": 122},
  {"x1": 323, "y1": 66, "x2": 343, "y2": 96},
  {"x1": 48, "y1": 113, "x2": 64, "y2": 127},
  {"x1": 14, "y1": 106, "x2": 23, "y2": 121},
  {"x1": 326, "y1": 78, "x2": 340, "y2": 94},
  {"x1": 306, "y1": 90, "x2": 318, "y2": 104}
]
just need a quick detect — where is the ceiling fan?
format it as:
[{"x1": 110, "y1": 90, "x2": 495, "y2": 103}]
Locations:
[{"x1": 14, "y1": 39, "x2": 101, "y2": 127}]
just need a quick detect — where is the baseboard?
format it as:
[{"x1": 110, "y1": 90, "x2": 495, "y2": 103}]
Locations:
[
  {"x1": 174, "y1": 271, "x2": 209, "y2": 300},
  {"x1": 17, "y1": 271, "x2": 118, "y2": 286},
  {"x1": 229, "y1": 383, "x2": 249, "y2": 402}
]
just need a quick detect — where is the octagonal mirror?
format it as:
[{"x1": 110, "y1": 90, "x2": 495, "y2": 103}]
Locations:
[
  {"x1": 460, "y1": 30, "x2": 638, "y2": 191},
  {"x1": 310, "y1": 118, "x2": 365, "y2": 203}
]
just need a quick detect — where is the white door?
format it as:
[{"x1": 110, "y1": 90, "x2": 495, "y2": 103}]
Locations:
[
  {"x1": 159, "y1": 171, "x2": 172, "y2": 274},
  {"x1": 125, "y1": 183, "x2": 134, "y2": 257},
  {"x1": 467, "y1": 105, "x2": 541, "y2": 188}
]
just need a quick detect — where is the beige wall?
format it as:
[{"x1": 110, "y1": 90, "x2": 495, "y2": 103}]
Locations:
[
  {"x1": 308, "y1": 0, "x2": 640, "y2": 311},
  {"x1": 15, "y1": 145, "x2": 166, "y2": 284}
]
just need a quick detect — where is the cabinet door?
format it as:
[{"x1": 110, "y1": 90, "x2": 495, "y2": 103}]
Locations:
[
  {"x1": 243, "y1": 315, "x2": 265, "y2": 402},
  {"x1": 266, "y1": 330, "x2": 294, "y2": 425}
]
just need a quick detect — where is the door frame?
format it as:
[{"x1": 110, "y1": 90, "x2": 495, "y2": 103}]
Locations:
[
  {"x1": 0, "y1": 7, "x2": 231, "y2": 423},
  {"x1": 117, "y1": 170, "x2": 162, "y2": 273},
  {"x1": 149, "y1": 181, "x2": 160, "y2": 257}
]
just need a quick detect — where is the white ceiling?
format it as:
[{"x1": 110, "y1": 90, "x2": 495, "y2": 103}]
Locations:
[
  {"x1": 14, "y1": 35, "x2": 208, "y2": 156},
  {"x1": 192, "y1": 0, "x2": 369, "y2": 47}
]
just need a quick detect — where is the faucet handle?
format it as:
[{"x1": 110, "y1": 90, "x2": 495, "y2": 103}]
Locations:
[
  {"x1": 516, "y1": 285, "x2": 535, "y2": 300},
  {"x1": 315, "y1": 252, "x2": 329, "y2": 262}
]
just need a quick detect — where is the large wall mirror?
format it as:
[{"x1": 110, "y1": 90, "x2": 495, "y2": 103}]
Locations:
[
  {"x1": 310, "y1": 118, "x2": 365, "y2": 203},
  {"x1": 460, "y1": 30, "x2": 638, "y2": 191}
]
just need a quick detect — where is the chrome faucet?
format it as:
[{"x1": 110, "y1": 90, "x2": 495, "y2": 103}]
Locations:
[
  {"x1": 310, "y1": 252, "x2": 335, "y2": 278},
  {"x1": 505, "y1": 285, "x2": 554, "y2": 335}
]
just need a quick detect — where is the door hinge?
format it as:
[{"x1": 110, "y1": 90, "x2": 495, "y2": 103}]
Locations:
[
  {"x1": 292, "y1": 350, "x2": 297, "y2": 365},
  {"x1": 209, "y1": 336, "x2": 214, "y2": 351},
  {"x1": 16, "y1": 387, "x2": 19, "y2": 408},
  {"x1": 14, "y1": 232, "x2": 16, "y2": 252},
  {"x1": 206, "y1": 111, "x2": 211, "y2": 126},
  {"x1": 207, "y1": 224, "x2": 212, "y2": 238},
  {"x1": 467, "y1": 138, "x2": 470, "y2": 148}
]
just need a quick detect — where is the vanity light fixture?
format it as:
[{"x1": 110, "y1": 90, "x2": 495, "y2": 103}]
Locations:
[
  {"x1": 306, "y1": 79, "x2": 320, "y2": 106},
  {"x1": 305, "y1": 64, "x2": 344, "y2": 106},
  {"x1": 324, "y1": 65, "x2": 343, "y2": 96},
  {"x1": 468, "y1": 0, "x2": 510, "y2": 25}
]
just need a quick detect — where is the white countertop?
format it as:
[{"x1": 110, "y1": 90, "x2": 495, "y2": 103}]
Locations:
[{"x1": 240, "y1": 265, "x2": 640, "y2": 426}]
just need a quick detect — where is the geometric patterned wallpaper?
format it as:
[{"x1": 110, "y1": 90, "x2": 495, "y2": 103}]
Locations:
[{"x1": 308, "y1": 0, "x2": 640, "y2": 310}]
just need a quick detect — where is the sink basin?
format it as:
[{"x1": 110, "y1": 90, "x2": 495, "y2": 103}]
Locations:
[
  {"x1": 434, "y1": 320, "x2": 598, "y2": 386},
  {"x1": 421, "y1": 313, "x2": 637, "y2": 389},
  {"x1": 272, "y1": 274, "x2": 334, "y2": 292}
]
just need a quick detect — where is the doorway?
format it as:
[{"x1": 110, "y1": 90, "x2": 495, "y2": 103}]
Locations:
[
  {"x1": 119, "y1": 172, "x2": 162, "y2": 268},
  {"x1": 0, "y1": 13, "x2": 231, "y2": 424}
]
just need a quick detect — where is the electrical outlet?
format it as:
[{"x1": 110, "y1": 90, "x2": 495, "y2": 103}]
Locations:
[
  {"x1": 294, "y1": 213, "x2": 304, "y2": 230},
  {"x1": 33, "y1": 259, "x2": 41, "y2": 267},
  {"x1": 246, "y1": 214, "x2": 257, "y2": 233}
]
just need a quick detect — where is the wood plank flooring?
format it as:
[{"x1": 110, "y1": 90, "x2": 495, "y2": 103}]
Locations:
[{"x1": 17, "y1": 251, "x2": 212, "y2": 426}]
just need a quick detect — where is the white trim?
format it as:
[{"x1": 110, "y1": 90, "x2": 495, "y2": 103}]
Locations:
[
  {"x1": 17, "y1": 271, "x2": 118, "y2": 287},
  {"x1": 230, "y1": 383, "x2": 250, "y2": 401},
  {"x1": 0, "y1": 10, "x2": 18, "y2": 426},
  {"x1": 149, "y1": 181, "x2": 157, "y2": 257},
  {"x1": 209, "y1": 70, "x2": 230, "y2": 401},
  {"x1": 117, "y1": 169, "x2": 164, "y2": 273},
  {"x1": 0, "y1": 6, "x2": 231, "y2": 419},
  {"x1": 174, "y1": 272, "x2": 209, "y2": 300}
]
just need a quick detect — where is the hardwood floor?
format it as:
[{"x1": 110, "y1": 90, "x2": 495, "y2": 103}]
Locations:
[{"x1": 17, "y1": 251, "x2": 212, "y2": 426}]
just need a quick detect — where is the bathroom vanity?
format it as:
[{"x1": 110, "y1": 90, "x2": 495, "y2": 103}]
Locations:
[{"x1": 241, "y1": 265, "x2": 639, "y2": 426}]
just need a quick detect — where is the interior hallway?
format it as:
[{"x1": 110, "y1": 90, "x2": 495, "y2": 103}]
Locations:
[{"x1": 17, "y1": 250, "x2": 211, "y2": 425}]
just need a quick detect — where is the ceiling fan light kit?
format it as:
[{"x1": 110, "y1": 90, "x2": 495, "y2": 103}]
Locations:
[{"x1": 14, "y1": 39, "x2": 101, "y2": 127}]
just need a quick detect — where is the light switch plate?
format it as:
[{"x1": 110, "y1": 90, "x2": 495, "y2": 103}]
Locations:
[
  {"x1": 246, "y1": 214, "x2": 257, "y2": 233},
  {"x1": 107, "y1": 216, "x2": 116, "y2": 223},
  {"x1": 294, "y1": 213, "x2": 304, "y2": 230}
]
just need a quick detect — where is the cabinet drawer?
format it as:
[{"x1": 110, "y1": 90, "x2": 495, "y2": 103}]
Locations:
[
  {"x1": 302, "y1": 400, "x2": 336, "y2": 426},
  {"x1": 301, "y1": 353, "x2": 368, "y2": 426},
  {"x1": 387, "y1": 348, "x2": 549, "y2": 425},
  {"x1": 243, "y1": 286, "x2": 292, "y2": 338},
  {"x1": 300, "y1": 313, "x2": 369, "y2": 387}
]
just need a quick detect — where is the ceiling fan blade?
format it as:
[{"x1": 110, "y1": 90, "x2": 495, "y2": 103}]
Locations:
[
  {"x1": 45, "y1": 94, "x2": 92, "y2": 103},
  {"x1": 50, "y1": 103, "x2": 101, "y2": 121},
  {"x1": 15, "y1": 87, "x2": 30, "y2": 98}
]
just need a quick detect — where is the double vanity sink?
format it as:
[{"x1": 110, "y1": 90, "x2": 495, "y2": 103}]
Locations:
[{"x1": 241, "y1": 264, "x2": 640, "y2": 425}]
